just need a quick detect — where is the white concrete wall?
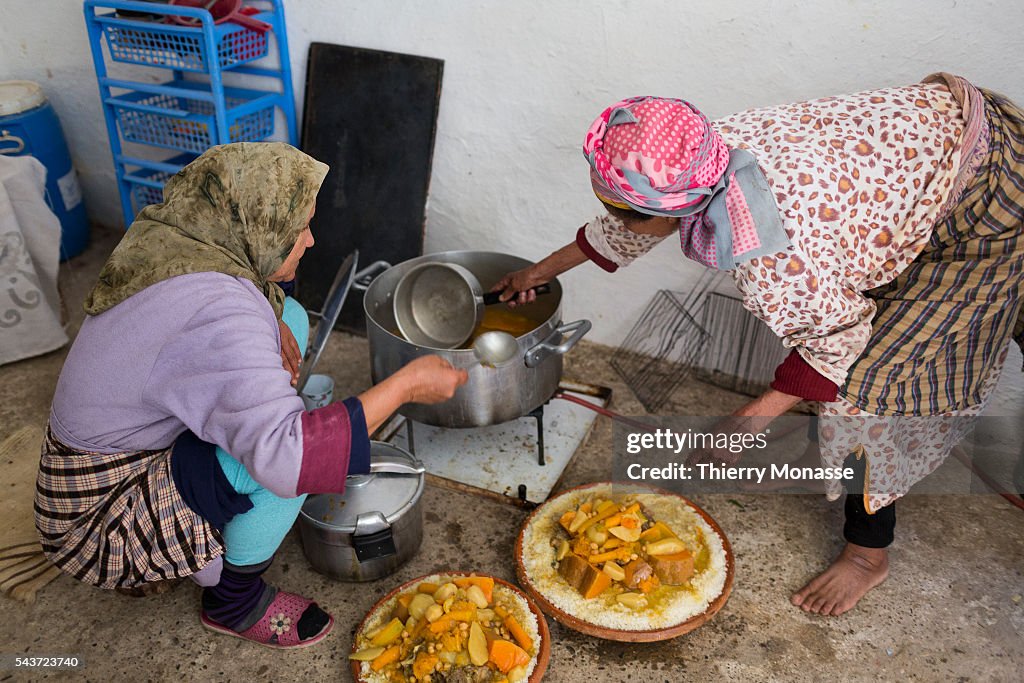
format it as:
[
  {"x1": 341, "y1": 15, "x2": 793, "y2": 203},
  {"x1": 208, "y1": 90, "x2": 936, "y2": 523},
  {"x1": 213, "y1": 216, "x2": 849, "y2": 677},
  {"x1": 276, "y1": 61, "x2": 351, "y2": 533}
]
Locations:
[{"x1": 2, "y1": 0, "x2": 1022, "y2": 345}]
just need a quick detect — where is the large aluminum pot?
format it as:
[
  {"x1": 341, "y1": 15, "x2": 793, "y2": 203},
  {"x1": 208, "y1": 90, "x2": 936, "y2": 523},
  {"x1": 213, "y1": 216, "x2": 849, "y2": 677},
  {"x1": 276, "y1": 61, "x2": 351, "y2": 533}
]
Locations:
[
  {"x1": 362, "y1": 251, "x2": 590, "y2": 428},
  {"x1": 298, "y1": 442, "x2": 424, "y2": 582}
]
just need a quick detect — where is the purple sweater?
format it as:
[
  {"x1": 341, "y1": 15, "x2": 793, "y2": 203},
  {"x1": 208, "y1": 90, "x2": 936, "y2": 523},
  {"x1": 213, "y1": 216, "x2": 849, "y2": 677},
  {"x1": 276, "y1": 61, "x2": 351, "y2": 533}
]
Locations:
[{"x1": 50, "y1": 272, "x2": 359, "y2": 497}]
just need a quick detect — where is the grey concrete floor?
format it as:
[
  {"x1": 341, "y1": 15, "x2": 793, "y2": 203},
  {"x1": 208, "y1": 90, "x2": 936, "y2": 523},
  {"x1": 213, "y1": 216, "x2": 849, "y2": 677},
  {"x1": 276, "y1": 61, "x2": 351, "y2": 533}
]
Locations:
[{"x1": 1, "y1": 224, "x2": 1022, "y2": 682}]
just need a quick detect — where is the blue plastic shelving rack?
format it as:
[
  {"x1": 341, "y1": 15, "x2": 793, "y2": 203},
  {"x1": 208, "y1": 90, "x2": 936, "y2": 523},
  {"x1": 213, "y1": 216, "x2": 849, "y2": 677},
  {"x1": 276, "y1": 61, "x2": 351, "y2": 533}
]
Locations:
[{"x1": 84, "y1": 0, "x2": 298, "y2": 227}]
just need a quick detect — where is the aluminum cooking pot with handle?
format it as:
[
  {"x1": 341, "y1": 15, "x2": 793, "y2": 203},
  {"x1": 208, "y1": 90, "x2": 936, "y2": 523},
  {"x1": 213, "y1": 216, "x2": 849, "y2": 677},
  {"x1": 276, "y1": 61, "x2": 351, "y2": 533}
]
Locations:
[
  {"x1": 298, "y1": 442, "x2": 425, "y2": 582},
  {"x1": 362, "y1": 250, "x2": 590, "y2": 428}
]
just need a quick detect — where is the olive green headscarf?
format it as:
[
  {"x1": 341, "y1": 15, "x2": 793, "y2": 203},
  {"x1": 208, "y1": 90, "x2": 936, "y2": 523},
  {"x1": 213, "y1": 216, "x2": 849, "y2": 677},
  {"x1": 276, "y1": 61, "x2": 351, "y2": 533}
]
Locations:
[{"x1": 84, "y1": 142, "x2": 329, "y2": 319}]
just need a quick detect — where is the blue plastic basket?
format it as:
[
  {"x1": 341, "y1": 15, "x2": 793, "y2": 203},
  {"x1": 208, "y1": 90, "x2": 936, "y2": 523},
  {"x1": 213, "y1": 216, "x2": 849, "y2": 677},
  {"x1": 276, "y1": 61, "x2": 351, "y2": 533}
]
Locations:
[
  {"x1": 110, "y1": 80, "x2": 276, "y2": 154},
  {"x1": 98, "y1": 12, "x2": 269, "y2": 72},
  {"x1": 122, "y1": 152, "x2": 196, "y2": 213}
]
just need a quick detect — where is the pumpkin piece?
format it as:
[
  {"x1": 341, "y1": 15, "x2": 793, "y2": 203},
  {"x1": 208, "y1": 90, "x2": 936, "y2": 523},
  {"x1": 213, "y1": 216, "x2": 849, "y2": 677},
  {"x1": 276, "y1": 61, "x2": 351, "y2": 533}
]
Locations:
[
  {"x1": 440, "y1": 628, "x2": 464, "y2": 653},
  {"x1": 503, "y1": 614, "x2": 533, "y2": 652},
  {"x1": 370, "y1": 644, "x2": 401, "y2": 672},
  {"x1": 454, "y1": 576, "x2": 495, "y2": 604},
  {"x1": 638, "y1": 575, "x2": 660, "y2": 594},
  {"x1": 558, "y1": 553, "x2": 612, "y2": 599},
  {"x1": 558, "y1": 510, "x2": 577, "y2": 533},
  {"x1": 579, "y1": 502, "x2": 593, "y2": 514},
  {"x1": 413, "y1": 652, "x2": 440, "y2": 679},
  {"x1": 620, "y1": 514, "x2": 640, "y2": 530},
  {"x1": 489, "y1": 639, "x2": 530, "y2": 674},
  {"x1": 571, "y1": 536, "x2": 593, "y2": 557},
  {"x1": 650, "y1": 550, "x2": 695, "y2": 585}
]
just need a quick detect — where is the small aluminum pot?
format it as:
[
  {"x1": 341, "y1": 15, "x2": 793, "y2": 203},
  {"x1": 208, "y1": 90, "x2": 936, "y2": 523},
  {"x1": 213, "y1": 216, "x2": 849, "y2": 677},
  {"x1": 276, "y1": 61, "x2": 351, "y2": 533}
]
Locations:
[{"x1": 298, "y1": 442, "x2": 424, "y2": 582}]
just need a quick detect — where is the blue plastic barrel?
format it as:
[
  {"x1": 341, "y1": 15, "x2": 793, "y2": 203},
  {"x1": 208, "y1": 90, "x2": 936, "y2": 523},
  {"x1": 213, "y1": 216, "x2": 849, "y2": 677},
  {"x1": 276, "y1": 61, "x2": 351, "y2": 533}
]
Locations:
[{"x1": 0, "y1": 81, "x2": 89, "y2": 260}]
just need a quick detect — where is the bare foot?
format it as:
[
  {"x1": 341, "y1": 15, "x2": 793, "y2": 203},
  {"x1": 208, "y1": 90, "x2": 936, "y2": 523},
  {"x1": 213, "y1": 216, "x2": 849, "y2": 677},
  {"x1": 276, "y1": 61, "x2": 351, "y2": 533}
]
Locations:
[{"x1": 791, "y1": 543, "x2": 888, "y2": 616}]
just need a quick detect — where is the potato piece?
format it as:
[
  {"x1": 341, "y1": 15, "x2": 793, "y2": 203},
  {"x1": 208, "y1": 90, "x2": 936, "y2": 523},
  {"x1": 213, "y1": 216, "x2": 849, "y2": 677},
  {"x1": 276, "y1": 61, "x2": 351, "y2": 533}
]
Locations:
[
  {"x1": 468, "y1": 621, "x2": 489, "y2": 666},
  {"x1": 466, "y1": 584, "x2": 489, "y2": 609},
  {"x1": 434, "y1": 582, "x2": 458, "y2": 603},
  {"x1": 616, "y1": 592, "x2": 648, "y2": 610},
  {"x1": 568, "y1": 510, "x2": 591, "y2": 533},
  {"x1": 608, "y1": 525, "x2": 641, "y2": 542},
  {"x1": 585, "y1": 524, "x2": 608, "y2": 545},
  {"x1": 508, "y1": 664, "x2": 529, "y2": 683},
  {"x1": 602, "y1": 562, "x2": 625, "y2": 582},
  {"x1": 408, "y1": 593, "x2": 436, "y2": 621},
  {"x1": 646, "y1": 538, "x2": 687, "y2": 556},
  {"x1": 349, "y1": 646, "x2": 386, "y2": 661},
  {"x1": 650, "y1": 550, "x2": 695, "y2": 585},
  {"x1": 369, "y1": 618, "x2": 404, "y2": 647}
]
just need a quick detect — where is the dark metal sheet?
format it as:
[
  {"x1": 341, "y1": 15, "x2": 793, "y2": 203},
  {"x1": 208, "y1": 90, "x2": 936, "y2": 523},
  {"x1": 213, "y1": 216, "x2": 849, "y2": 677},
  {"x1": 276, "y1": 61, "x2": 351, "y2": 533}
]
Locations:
[{"x1": 297, "y1": 42, "x2": 444, "y2": 333}]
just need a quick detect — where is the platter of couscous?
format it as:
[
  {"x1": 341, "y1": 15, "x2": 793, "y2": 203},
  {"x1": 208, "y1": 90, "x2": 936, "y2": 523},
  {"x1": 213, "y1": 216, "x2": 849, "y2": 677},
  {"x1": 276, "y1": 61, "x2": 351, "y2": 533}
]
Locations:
[
  {"x1": 350, "y1": 572, "x2": 550, "y2": 682},
  {"x1": 515, "y1": 482, "x2": 734, "y2": 642}
]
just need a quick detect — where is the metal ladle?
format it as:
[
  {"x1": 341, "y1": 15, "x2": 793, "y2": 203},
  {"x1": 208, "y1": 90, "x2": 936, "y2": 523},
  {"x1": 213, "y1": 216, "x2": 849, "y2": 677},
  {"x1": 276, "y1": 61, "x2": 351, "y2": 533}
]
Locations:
[{"x1": 472, "y1": 330, "x2": 520, "y2": 366}]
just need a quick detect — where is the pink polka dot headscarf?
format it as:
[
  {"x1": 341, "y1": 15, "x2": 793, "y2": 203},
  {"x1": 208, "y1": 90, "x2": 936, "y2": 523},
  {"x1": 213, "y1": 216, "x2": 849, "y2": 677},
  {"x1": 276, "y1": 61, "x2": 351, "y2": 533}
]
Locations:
[{"x1": 583, "y1": 97, "x2": 730, "y2": 216}]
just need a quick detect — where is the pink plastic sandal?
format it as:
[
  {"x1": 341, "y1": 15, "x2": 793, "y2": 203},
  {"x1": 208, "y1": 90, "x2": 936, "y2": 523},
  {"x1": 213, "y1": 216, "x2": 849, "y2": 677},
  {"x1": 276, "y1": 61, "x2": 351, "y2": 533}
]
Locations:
[{"x1": 201, "y1": 590, "x2": 334, "y2": 649}]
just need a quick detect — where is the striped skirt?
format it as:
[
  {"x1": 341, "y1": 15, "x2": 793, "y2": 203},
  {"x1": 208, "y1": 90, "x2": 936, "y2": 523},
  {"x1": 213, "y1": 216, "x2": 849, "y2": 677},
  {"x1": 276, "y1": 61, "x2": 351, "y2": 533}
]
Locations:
[
  {"x1": 840, "y1": 87, "x2": 1024, "y2": 416},
  {"x1": 34, "y1": 427, "x2": 222, "y2": 589},
  {"x1": 822, "y1": 87, "x2": 1024, "y2": 511}
]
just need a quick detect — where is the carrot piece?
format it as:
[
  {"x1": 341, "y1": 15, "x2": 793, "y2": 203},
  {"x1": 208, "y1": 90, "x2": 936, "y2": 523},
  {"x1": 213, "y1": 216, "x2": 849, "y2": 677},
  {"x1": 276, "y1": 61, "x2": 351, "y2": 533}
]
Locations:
[
  {"x1": 582, "y1": 569, "x2": 612, "y2": 599},
  {"x1": 504, "y1": 615, "x2": 533, "y2": 652},
  {"x1": 428, "y1": 609, "x2": 476, "y2": 633},
  {"x1": 620, "y1": 516, "x2": 639, "y2": 530},
  {"x1": 623, "y1": 503, "x2": 641, "y2": 515},
  {"x1": 417, "y1": 582, "x2": 440, "y2": 594},
  {"x1": 454, "y1": 576, "x2": 495, "y2": 603},
  {"x1": 579, "y1": 502, "x2": 593, "y2": 514},
  {"x1": 575, "y1": 505, "x2": 620, "y2": 535},
  {"x1": 396, "y1": 592, "x2": 414, "y2": 608},
  {"x1": 603, "y1": 538, "x2": 623, "y2": 550},
  {"x1": 604, "y1": 514, "x2": 622, "y2": 528},
  {"x1": 588, "y1": 548, "x2": 630, "y2": 565},
  {"x1": 370, "y1": 644, "x2": 401, "y2": 672},
  {"x1": 493, "y1": 605, "x2": 509, "y2": 619},
  {"x1": 489, "y1": 639, "x2": 530, "y2": 673}
]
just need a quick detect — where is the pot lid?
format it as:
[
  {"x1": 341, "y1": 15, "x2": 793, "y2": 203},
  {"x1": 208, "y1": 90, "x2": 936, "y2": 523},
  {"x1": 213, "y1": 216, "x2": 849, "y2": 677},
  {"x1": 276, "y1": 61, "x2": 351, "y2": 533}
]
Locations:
[
  {"x1": 0, "y1": 81, "x2": 46, "y2": 116},
  {"x1": 300, "y1": 442, "x2": 424, "y2": 532}
]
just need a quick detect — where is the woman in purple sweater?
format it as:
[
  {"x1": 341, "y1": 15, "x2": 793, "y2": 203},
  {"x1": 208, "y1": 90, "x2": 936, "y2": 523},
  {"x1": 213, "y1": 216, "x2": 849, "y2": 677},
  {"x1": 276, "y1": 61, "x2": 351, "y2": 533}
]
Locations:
[{"x1": 35, "y1": 143, "x2": 467, "y2": 648}]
